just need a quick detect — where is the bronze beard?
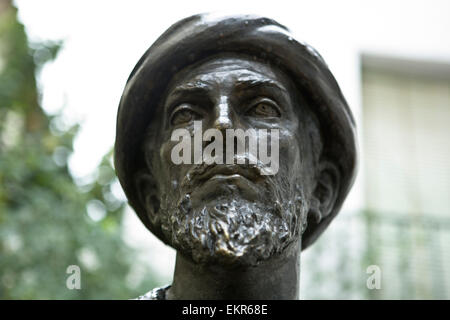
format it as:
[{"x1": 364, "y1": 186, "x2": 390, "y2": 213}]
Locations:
[{"x1": 157, "y1": 161, "x2": 308, "y2": 267}]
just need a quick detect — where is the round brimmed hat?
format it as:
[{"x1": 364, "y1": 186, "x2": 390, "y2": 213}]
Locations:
[{"x1": 114, "y1": 13, "x2": 358, "y2": 250}]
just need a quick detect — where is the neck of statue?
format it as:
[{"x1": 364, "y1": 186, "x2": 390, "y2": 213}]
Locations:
[{"x1": 166, "y1": 240, "x2": 301, "y2": 300}]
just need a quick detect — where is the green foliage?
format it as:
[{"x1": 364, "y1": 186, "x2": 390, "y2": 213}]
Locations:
[{"x1": 0, "y1": 2, "x2": 156, "y2": 299}]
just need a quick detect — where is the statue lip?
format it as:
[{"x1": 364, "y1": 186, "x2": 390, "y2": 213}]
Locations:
[
  {"x1": 193, "y1": 165, "x2": 261, "y2": 184},
  {"x1": 207, "y1": 173, "x2": 252, "y2": 183},
  {"x1": 190, "y1": 170, "x2": 262, "y2": 203},
  {"x1": 181, "y1": 164, "x2": 265, "y2": 192}
]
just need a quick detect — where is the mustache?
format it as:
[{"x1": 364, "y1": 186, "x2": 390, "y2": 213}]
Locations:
[{"x1": 181, "y1": 159, "x2": 271, "y2": 189}]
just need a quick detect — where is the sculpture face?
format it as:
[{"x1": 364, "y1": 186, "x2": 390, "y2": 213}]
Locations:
[{"x1": 140, "y1": 56, "x2": 320, "y2": 267}]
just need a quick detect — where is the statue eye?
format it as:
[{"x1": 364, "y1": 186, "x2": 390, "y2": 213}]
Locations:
[
  {"x1": 170, "y1": 105, "x2": 201, "y2": 125},
  {"x1": 247, "y1": 100, "x2": 281, "y2": 118}
]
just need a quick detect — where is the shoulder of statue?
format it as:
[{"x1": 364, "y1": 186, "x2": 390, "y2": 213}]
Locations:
[{"x1": 134, "y1": 284, "x2": 171, "y2": 300}]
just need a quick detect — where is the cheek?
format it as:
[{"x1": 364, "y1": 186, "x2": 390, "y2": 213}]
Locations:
[
  {"x1": 160, "y1": 140, "x2": 174, "y2": 164},
  {"x1": 158, "y1": 139, "x2": 192, "y2": 192},
  {"x1": 159, "y1": 124, "x2": 196, "y2": 163},
  {"x1": 278, "y1": 130, "x2": 302, "y2": 179},
  {"x1": 157, "y1": 140, "x2": 179, "y2": 189}
]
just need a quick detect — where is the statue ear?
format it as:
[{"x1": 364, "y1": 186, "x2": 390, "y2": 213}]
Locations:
[
  {"x1": 308, "y1": 160, "x2": 341, "y2": 224},
  {"x1": 135, "y1": 171, "x2": 160, "y2": 226}
]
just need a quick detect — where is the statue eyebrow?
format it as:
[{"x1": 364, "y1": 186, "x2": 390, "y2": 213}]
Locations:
[
  {"x1": 165, "y1": 81, "x2": 212, "y2": 111},
  {"x1": 169, "y1": 81, "x2": 212, "y2": 97},
  {"x1": 234, "y1": 78, "x2": 288, "y2": 93}
]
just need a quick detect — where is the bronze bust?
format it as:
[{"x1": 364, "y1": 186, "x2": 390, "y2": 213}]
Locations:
[{"x1": 114, "y1": 13, "x2": 357, "y2": 300}]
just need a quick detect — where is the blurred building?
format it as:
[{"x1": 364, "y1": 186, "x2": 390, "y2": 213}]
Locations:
[{"x1": 302, "y1": 54, "x2": 450, "y2": 300}]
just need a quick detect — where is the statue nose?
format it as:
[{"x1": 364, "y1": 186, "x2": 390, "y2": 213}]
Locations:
[{"x1": 213, "y1": 96, "x2": 233, "y2": 131}]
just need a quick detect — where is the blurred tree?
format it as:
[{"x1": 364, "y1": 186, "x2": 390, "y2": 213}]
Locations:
[{"x1": 0, "y1": 0, "x2": 157, "y2": 299}]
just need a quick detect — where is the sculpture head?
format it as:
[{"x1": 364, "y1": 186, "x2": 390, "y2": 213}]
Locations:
[{"x1": 115, "y1": 14, "x2": 357, "y2": 268}]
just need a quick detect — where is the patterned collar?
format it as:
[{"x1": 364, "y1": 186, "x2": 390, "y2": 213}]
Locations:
[{"x1": 135, "y1": 284, "x2": 171, "y2": 300}]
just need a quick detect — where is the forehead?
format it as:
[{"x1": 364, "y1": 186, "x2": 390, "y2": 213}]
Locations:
[{"x1": 167, "y1": 55, "x2": 293, "y2": 91}]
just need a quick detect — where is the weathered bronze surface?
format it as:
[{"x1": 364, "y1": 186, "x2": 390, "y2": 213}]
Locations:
[{"x1": 115, "y1": 13, "x2": 358, "y2": 300}]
